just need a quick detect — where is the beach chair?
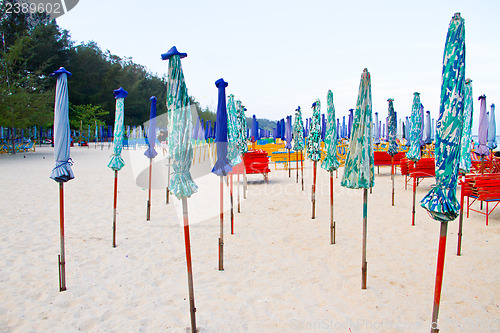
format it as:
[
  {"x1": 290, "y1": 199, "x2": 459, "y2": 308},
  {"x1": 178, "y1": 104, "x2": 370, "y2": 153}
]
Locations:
[
  {"x1": 461, "y1": 173, "x2": 500, "y2": 225},
  {"x1": 243, "y1": 149, "x2": 271, "y2": 183}
]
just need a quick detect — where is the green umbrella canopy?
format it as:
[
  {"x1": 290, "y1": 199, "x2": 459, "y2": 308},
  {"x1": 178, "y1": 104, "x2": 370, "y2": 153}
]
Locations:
[
  {"x1": 293, "y1": 106, "x2": 305, "y2": 151},
  {"x1": 107, "y1": 87, "x2": 128, "y2": 171},
  {"x1": 307, "y1": 99, "x2": 322, "y2": 161},
  {"x1": 458, "y1": 78, "x2": 474, "y2": 174},
  {"x1": 321, "y1": 90, "x2": 340, "y2": 171},
  {"x1": 227, "y1": 94, "x2": 242, "y2": 166},
  {"x1": 162, "y1": 47, "x2": 198, "y2": 199},
  {"x1": 406, "y1": 92, "x2": 422, "y2": 162},
  {"x1": 387, "y1": 98, "x2": 398, "y2": 156},
  {"x1": 236, "y1": 100, "x2": 248, "y2": 154},
  {"x1": 421, "y1": 13, "x2": 465, "y2": 222},
  {"x1": 341, "y1": 68, "x2": 374, "y2": 189}
]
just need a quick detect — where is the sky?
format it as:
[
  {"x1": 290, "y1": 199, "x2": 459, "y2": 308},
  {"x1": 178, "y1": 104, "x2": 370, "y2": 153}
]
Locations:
[{"x1": 57, "y1": 0, "x2": 500, "y2": 134}]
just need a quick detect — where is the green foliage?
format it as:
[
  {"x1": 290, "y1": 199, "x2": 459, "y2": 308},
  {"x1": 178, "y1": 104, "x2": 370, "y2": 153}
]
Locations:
[{"x1": 68, "y1": 103, "x2": 108, "y2": 129}]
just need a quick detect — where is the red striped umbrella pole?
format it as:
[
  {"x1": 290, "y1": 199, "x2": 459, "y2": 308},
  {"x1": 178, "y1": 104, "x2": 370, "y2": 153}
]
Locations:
[
  {"x1": 237, "y1": 171, "x2": 240, "y2": 213},
  {"x1": 230, "y1": 173, "x2": 234, "y2": 234},
  {"x1": 181, "y1": 197, "x2": 197, "y2": 333},
  {"x1": 330, "y1": 170, "x2": 335, "y2": 245},
  {"x1": 301, "y1": 150, "x2": 304, "y2": 191},
  {"x1": 457, "y1": 182, "x2": 465, "y2": 255},
  {"x1": 312, "y1": 161, "x2": 317, "y2": 219},
  {"x1": 218, "y1": 176, "x2": 224, "y2": 271},
  {"x1": 391, "y1": 156, "x2": 395, "y2": 206},
  {"x1": 112, "y1": 170, "x2": 118, "y2": 248},
  {"x1": 296, "y1": 151, "x2": 299, "y2": 183},
  {"x1": 147, "y1": 158, "x2": 152, "y2": 220},
  {"x1": 58, "y1": 183, "x2": 66, "y2": 291},
  {"x1": 288, "y1": 149, "x2": 291, "y2": 177},
  {"x1": 430, "y1": 222, "x2": 448, "y2": 333}
]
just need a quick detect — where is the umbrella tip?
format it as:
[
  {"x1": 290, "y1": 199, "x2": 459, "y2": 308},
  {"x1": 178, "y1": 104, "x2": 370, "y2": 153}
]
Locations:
[
  {"x1": 478, "y1": 94, "x2": 486, "y2": 101},
  {"x1": 215, "y1": 78, "x2": 228, "y2": 88},
  {"x1": 161, "y1": 46, "x2": 187, "y2": 60},
  {"x1": 465, "y1": 78, "x2": 472, "y2": 84},
  {"x1": 387, "y1": 98, "x2": 394, "y2": 102},
  {"x1": 150, "y1": 96, "x2": 157, "y2": 101},
  {"x1": 113, "y1": 87, "x2": 128, "y2": 99},
  {"x1": 453, "y1": 12, "x2": 462, "y2": 19},
  {"x1": 49, "y1": 67, "x2": 72, "y2": 77}
]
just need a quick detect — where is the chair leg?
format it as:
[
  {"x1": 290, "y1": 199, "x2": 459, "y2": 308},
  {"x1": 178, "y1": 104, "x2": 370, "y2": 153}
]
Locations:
[{"x1": 486, "y1": 201, "x2": 489, "y2": 226}]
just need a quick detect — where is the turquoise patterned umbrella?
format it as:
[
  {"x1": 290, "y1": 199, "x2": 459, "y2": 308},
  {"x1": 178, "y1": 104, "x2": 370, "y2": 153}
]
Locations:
[
  {"x1": 108, "y1": 87, "x2": 128, "y2": 248},
  {"x1": 227, "y1": 94, "x2": 242, "y2": 166},
  {"x1": 487, "y1": 103, "x2": 497, "y2": 150},
  {"x1": 321, "y1": 90, "x2": 339, "y2": 244},
  {"x1": 308, "y1": 99, "x2": 321, "y2": 219},
  {"x1": 406, "y1": 92, "x2": 422, "y2": 162},
  {"x1": 419, "y1": 13, "x2": 465, "y2": 333},
  {"x1": 236, "y1": 100, "x2": 248, "y2": 200},
  {"x1": 322, "y1": 91, "x2": 339, "y2": 172},
  {"x1": 458, "y1": 78, "x2": 474, "y2": 174},
  {"x1": 387, "y1": 98, "x2": 397, "y2": 206},
  {"x1": 293, "y1": 106, "x2": 305, "y2": 189},
  {"x1": 161, "y1": 46, "x2": 198, "y2": 333},
  {"x1": 341, "y1": 68, "x2": 373, "y2": 289},
  {"x1": 457, "y1": 78, "x2": 473, "y2": 256}
]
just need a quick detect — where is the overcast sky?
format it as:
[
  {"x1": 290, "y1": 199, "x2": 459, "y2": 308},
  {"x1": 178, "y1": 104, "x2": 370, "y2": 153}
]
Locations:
[{"x1": 57, "y1": 0, "x2": 499, "y2": 134}]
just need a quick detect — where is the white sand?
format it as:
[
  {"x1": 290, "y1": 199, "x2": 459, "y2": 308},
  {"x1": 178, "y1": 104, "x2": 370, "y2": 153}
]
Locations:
[{"x1": 0, "y1": 146, "x2": 499, "y2": 332}]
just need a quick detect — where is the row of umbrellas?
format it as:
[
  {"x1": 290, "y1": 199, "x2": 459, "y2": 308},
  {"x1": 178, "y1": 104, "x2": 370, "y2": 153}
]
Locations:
[{"x1": 48, "y1": 12, "x2": 484, "y2": 333}]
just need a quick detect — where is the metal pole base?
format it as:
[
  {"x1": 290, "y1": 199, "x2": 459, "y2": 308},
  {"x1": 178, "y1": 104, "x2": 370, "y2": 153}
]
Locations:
[
  {"x1": 218, "y1": 238, "x2": 224, "y2": 271},
  {"x1": 166, "y1": 187, "x2": 170, "y2": 204},
  {"x1": 147, "y1": 200, "x2": 151, "y2": 221},
  {"x1": 361, "y1": 261, "x2": 367, "y2": 290},
  {"x1": 58, "y1": 255, "x2": 66, "y2": 292},
  {"x1": 331, "y1": 221, "x2": 336, "y2": 245}
]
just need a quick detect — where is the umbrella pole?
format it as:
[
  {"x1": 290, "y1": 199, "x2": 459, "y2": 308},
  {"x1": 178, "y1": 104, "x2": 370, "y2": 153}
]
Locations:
[
  {"x1": 237, "y1": 172, "x2": 240, "y2": 213},
  {"x1": 147, "y1": 158, "x2": 152, "y2": 221},
  {"x1": 181, "y1": 197, "x2": 197, "y2": 333},
  {"x1": 58, "y1": 183, "x2": 66, "y2": 292},
  {"x1": 330, "y1": 170, "x2": 335, "y2": 245},
  {"x1": 218, "y1": 176, "x2": 224, "y2": 271},
  {"x1": 362, "y1": 188, "x2": 368, "y2": 290},
  {"x1": 312, "y1": 161, "x2": 317, "y2": 219},
  {"x1": 430, "y1": 222, "x2": 448, "y2": 333},
  {"x1": 230, "y1": 173, "x2": 234, "y2": 235},
  {"x1": 457, "y1": 184, "x2": 465, "y2": 256},
  {"x1": 166, "y1": 158, "x2": 171, "y2": 204},
  {"x1": 112, "y1": 170, "x2": 118, "y2": 248},
  {"x1": 243, "y1": 164, "x2": 247, "y2": 199},
  {"x1": 301, "y1": 150, "x2": 304, "y2": 191},
  {"x1": 296, "y1": 151, "x2": 299, "y2": 183},
  {"x1": 391, "y1": 156, "x2": 395, "y2": 206},
  {"x1": 412, "y1": 176, "x2": 417, "y2": 226},
  {"x1": 288, "y1": 149, "x2": 291, "y2": 178}
]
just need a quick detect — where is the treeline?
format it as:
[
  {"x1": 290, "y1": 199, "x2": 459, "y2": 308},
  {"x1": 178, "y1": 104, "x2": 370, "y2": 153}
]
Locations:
[{"x1": 0, "y1": 1, "x2": 275, "y2": 132}]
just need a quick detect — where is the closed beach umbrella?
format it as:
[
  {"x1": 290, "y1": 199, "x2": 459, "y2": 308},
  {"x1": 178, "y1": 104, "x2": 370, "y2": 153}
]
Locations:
[
  {"x1": 321, "y1": 114, "x2": 326, "y2": 142},
  {"x1": 420, "y1": 104, "x2": 425, "y2": 146},
  {"x1": 108, "y1": 87, "x2": 128, "y2": 247},
  {"x1": 374, "y1": 112, "x2": 380, "y2": 145},
  {"x1": 419, "y1": 13, "x2": 465, "y2": 333},
  {"x1": 342, "y1": 116, "x2": 347, "y2": 139},
  {"x1": 404, "y1": 117, "x2": 410, "y2": 145},
  {"x1": 348, "y1": 108, "x2": 354, "y2": 139},
  {"x1": 145, "y1": 96, "x2": 158, "y2": 221},
  {"x1": 276, "y1": 119, "x2": 282, "y2": 141},
  {"x1": 341, "y1": 68, "x2": 374, "y2": 289},
  {"x1": 285, "y1": 115, "x2": 293, "y2": 177},
  {"x1": 387, "y1": 99, "x2": 398, "y2": 206},
  {"x1": 308, "y1": 99, "x2": 322, "y2": 219},
  {"x1": 321, "y1": 90, "x2": 340, "y2": 244},
  {"x1": 458, "y1": 79, "x2": 474, "y2": 174},
  {"x1": 293, "y1": 106, "x2": 305, "y2": 189},
  {"x1": 487, "y1": 103, "x2": 497, "y2": 150},
  {"x1": 251, "y1": 115, "x2": 258, "y2": 143},
  {"x1": 212, "y1": 78, "x2": 232, "y2": 272},
  {"x1": 162, "y1": 46, "x2": 199, "y2": 333},
  {"x1": 457, "y1": 78, "x2": 474, "y2": 256},
  {"x1": 49, "y1": 67, "x2": 74, "y2": 292},
  {"x1": 236, "y1": 101, "x2": 248, "y2": 201},
  {"x1": 424, "y1": 111, "x2": 432, "y2": 145},
  {"x1": 227, "y1": 94, "x2": 242, "y2": 166},
  {"x1": 406, "y1": 92, "x2": 422, "y2": 161},
  {"x1": 476, "y1": 95, "x2": 489, "y2": 173}
]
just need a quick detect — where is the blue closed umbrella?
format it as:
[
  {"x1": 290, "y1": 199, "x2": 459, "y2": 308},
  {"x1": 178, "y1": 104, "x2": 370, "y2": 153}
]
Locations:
[
  {"x1": 321, "y1": 113, "x2": 326, "y2": 142},
  {"x1": 348, "y1": 108, "x2": 354, "y2": 139},
  {"x1": 212, "y1": 78, "x2": 232, "y2": 176},
  {"x1": 487, "y1": 103, "x2": 497, "y2": 150},
  {"x1": 49, "y1": 66, "x2": 73, "y2": 292},
  {"x1": 145, "y1": 96, "x2": 158, "y2": 221},
  {"x1": 251, "y1": 115, "x2": 259, "y2": 143},
  {"x1": 285, "y1": 115, "x2": 293, "y2": 177},
  {"x1": 424, "y1": 111, "x2": 432, "y2": 144}
]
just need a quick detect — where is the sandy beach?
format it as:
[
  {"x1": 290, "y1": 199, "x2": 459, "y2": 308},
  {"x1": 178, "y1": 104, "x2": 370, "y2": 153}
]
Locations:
[{"x1": 0, "y1": 146, "x2": 499, "y2": 332}]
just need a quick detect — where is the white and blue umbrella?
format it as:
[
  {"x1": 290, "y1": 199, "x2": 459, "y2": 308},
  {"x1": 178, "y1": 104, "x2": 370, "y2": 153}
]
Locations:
[
  {"x1": 145, "y1": 96, "x2": 158, "y2": 221},
  {"x1": 487, "y1": 103, "x2": 497, "y2": 150}
]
